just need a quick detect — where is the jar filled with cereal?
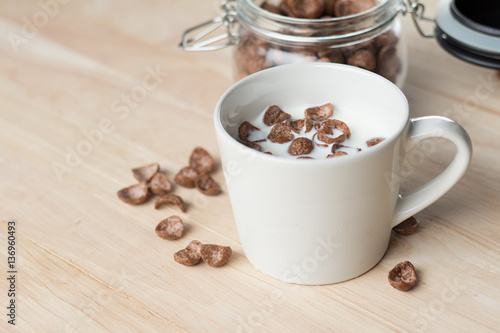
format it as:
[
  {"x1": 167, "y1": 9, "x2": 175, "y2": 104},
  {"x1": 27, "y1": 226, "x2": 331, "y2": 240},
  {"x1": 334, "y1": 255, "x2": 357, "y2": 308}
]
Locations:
[{"x1": 181, "y1": 0, "x2": 408, "y2": 86}]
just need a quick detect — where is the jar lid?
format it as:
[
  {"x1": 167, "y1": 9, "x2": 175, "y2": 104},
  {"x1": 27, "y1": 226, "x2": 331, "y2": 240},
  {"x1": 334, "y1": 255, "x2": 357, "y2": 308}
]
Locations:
[{"x1": 435, "y1": 0, "x2": 500, "y2": 69}]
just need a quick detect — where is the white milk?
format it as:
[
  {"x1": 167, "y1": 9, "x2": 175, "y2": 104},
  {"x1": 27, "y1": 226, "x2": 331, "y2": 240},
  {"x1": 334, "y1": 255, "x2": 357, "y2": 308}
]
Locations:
[{"x1": 244, "y1": 104, "x2": 389, "y2": 159}]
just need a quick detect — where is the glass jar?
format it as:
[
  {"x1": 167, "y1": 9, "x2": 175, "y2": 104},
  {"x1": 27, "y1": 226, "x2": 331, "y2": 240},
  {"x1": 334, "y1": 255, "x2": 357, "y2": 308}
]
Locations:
[
  {"x1": 181, "y1": 1, "x2": 500, "y2": 85},
  {"x1": 233, "y1": 0, "x2": 407, "y2": 86}
]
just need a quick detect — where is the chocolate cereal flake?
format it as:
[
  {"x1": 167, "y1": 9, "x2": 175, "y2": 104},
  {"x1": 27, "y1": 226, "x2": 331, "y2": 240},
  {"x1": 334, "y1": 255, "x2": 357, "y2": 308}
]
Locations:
[
  {"x1": 347, "y1": 48, "x2": 377, "y2": 71},
  {"x1": 335, "y1": 0, "x2": 376, "y2": 16},
  {"x1": 378, "y1": 46, "x2": 399, "y2": 83},
  {"x1": 238, "y1": 140, "x2": 263, "y2": 152},
  {"x1": 132, "y1": 163, "x2": 159, "y2": 182},
  {"x1": 149, "y1": 173, "x2": 172, "y2": 196},
  {"x1": 288, "y1": 137, "x2": 314, "y2": 156},
  {"x1": 327, "y1": 151, "x2": 348, "y2": 158},
  {"x1": 155, "y1": 216, "x2": 184, "y2": 240},
  {"x1": 280, "y1": 0, "x2": 325, "y2": 19},
  {"x1": 155, "y1": 194, "x2": 187, "y2": 212},
  {"x1": 117, "y1": 181, "x2": 149, "y2": 205},
  {"x1": 322, "y1": 119, "x2": 351, "y2": 139},
  {"x1": 366, "y1": 137, "x2": 385, "y2": 147},
  {"x1": 174, "y1": 166, "x2": 199, "y2": 188},
  {"x1": 388, "y1": 261, "x2": 417, "y2": 291},
  {"x1": 263, "y1": 105, "x2": 291, "y2": 126},
  {"x1": 196, "y1": 173, "x2": 221, "y2": 196},
  {"x1": 189, "y1": 147, "x2": 215, "y2": 174},
  {"x1": 238, "y1": 121, "x2": 261, "y2": 142},
  {"x1": 290, "y1": 118, "x2": 313, "y2": 134},
  {"x1": 305, "y1": 103, "x2": 334, "y2": 121},
  {"x1": 201, "y1": 244, "x2": 233, "y2": 267},
  {"x1": 393, "y1": 216, "x2": 420, "y2": 235},
  {"x1": 261, "y1": 1, "x2": 285, "y2": 15},
  {"x1": 268, "y1": 122, "x2": 294, "y2": 143},
  {"x1": 174, "y1": 240, "x2": 203, "y2": 266}
]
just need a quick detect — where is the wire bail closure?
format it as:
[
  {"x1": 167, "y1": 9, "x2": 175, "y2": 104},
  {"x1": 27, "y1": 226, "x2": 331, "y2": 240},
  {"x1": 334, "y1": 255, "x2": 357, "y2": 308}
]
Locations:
[
  {"x1": 179, "y1": 0, "x2": 239, "y2": 51},
  {"x1": 401, "y1": 0, "x2": 435, "y2": 38}
]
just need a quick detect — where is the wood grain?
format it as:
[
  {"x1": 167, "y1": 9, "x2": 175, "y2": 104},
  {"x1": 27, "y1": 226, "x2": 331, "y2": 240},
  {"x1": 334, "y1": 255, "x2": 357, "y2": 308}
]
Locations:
[{"x1": 1, "y1": 0, "x2": 499, "y2": 332}]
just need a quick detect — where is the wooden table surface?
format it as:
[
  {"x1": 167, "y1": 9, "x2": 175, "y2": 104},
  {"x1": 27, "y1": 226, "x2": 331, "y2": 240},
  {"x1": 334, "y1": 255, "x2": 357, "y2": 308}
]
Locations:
[{"x1": 1, "y1": 0, "x2": 499, "y2": 332}]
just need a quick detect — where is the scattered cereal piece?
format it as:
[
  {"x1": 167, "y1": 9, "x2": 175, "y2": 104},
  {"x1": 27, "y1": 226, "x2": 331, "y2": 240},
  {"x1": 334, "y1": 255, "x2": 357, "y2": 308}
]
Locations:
[
  {"x1": 322, "y1": 119, "x2": 351, "y2": 139},
  {"x1": 388, "y1": 261, "x2": 417, "y2": 291},
  {"x1": 155, "y1": 194, "x2": 187, "y2": 212},
  {"x1": 117, "y1": 181, "x2": 149, "y2": 204},
  {"x1": 155, "y1": 216, "x2": 184, "y2": 240},
  {"x1": 297, "y1": 156, "x2": 314, "y2": 159},
  {"x1": 263, "y1": 105, "x2": 291, "y2": 126},
  {"x1": 305, "y1": 103, "x2": 334, "y2": 121},
  {"x1": 149, "y1": 173, "x2": 172, "y2": 195},
  {"x1": 393, "y1": 216, "x2": 420, "y2": 235},
  {"x1": 268, "y1": 122, "x2": 294, "y2": 143},
  {"x1": 288, "y1": 137, "x2": 314, "y2": 156},
  {"x1": 174, "y1": 240, "x2": 203, "y2": 265},
  {"x1": 189, "y1": 147, "x2": 215, "y2": 174},
  {"x1": 196, "y1": 173, "x2": 221, "y2": 196},
  {"x1": 174, "y1": 166, "x2": 199, "y2": 188},
  {"x1": 366, "y1": 137, "x2": 385, "y2": 147},
  {"x1": 132, "y1": 163, "x2": 159, "y2": 182},
  {"x1": 201, "y1": 244, "x2": 233, "y2": 267},
  {"x1": 238, "y1": 121, "x2": 261, "y2": 142}
]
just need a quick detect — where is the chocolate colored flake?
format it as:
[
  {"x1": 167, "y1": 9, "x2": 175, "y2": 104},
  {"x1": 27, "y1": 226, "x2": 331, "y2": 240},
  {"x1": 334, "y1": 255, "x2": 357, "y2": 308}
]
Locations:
[
  {"x1": 268, "y1": 122, "x2": 294, "y2": 143},
  {"x1": 174, "y1": 166, "x2": 199, "y2": 188},
  {"x1": 238, "y1": 121, "x2": 260, "y2": 142},
  {"x1": 263, "y1": 105, "x2": 291, "y2": 126},
  {"x1": 261, "y1": 1, "x2": 285, "y2": 15},
  {"x1": 149, "y1": 173, "x2": 172, "y2": 195},
  {"x1": 281, "y1": 0, "x2": 325, "y2": 19},
  {"x1": 288, "y1": 137, "x2": 314, "y2": 156},
  {"x1": 297, "y1": 156, "x2": 314, "y2": 159},
  {"x1": 347, "y1": 48, "x2": 376, "y2": 71},
  {"x1": 393, "y1": 216, "x2": 420, "y2": 235},
  {"x1": 238, "y1": 140, "x2": 263, "y2": 152},
  {"x1": 322, "y1": 119, "x2": 351, "y2": 139},
  {"x1": 327, "y1": 151, "x2": 348, "y2": 158},
  {"x1": 189, "y1": 147, "x2": 215, "y2": 174},
  {"x1": 117, "y1": 181, "x2": 149, "y2": 205},
  {"x1": 324, "y1": 0, "x2": 338, "y2": 16},
  {"x1": 305, "y1": 103, "x2": 334, "y2": 121},
  {"x1": 155, "y1": 216, "x2": 184, "y2": 240},
  {"x1": 289, "y1": 118, "x2": 313, "y2": 134},
  {"x1": 366, "y1": 137, "x2": 385, "y2": 147},
  {"x1": 132, "y1": 163, "x2": 159, "y2": 182},
  {"x1": 335, "y1": 0, "x2": 376, "y2": 16},
  {"x1": 174, "y1": 240, "x2": 203, "y2": 265},
  {"x1": 378, "y1": 46, "x2": 399, "y2": 82},
  {"x1": 196, "y1": 173, "x2": 221, "y2": 196},
  {"x1": 388, "y1": 261, "x2": 417, "y2": 291},
  {"x1": 201, "y1": 244, "x2": 233, "y2": 267},
  {"x1": 155, "y1": 194, "x2": 187, "y2": 212}
]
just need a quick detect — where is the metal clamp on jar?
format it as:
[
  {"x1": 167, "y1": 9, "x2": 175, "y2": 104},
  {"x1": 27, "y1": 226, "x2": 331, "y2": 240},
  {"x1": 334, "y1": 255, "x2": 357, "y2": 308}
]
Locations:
[{"x1": 179, "y1": 0, "x2": 500, "y2": 86}]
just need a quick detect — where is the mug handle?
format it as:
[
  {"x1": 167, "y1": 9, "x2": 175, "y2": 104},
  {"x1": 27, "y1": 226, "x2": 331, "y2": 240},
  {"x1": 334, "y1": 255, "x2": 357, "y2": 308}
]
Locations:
[{"x1": 392, "y1": 116, "x2": 472, "y2": 227}]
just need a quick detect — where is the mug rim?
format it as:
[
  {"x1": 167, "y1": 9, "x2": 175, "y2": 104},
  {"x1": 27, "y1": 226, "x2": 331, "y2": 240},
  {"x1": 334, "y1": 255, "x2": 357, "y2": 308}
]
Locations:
[{"x1": 214, "y1": 62, "x2": 409, "y2": 165}]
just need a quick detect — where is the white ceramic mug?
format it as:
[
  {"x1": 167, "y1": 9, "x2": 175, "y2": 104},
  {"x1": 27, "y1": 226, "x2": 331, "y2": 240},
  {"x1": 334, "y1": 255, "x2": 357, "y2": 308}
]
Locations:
[{"x1": 214, "y1": 63, "x2": 472, "y2": 285}]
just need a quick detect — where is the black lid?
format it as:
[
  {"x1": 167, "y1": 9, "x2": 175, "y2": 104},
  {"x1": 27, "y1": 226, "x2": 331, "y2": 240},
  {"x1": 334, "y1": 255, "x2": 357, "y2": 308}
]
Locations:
[{"x1": 435, "y1": 0, "x2": 500, "y2": 70}]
